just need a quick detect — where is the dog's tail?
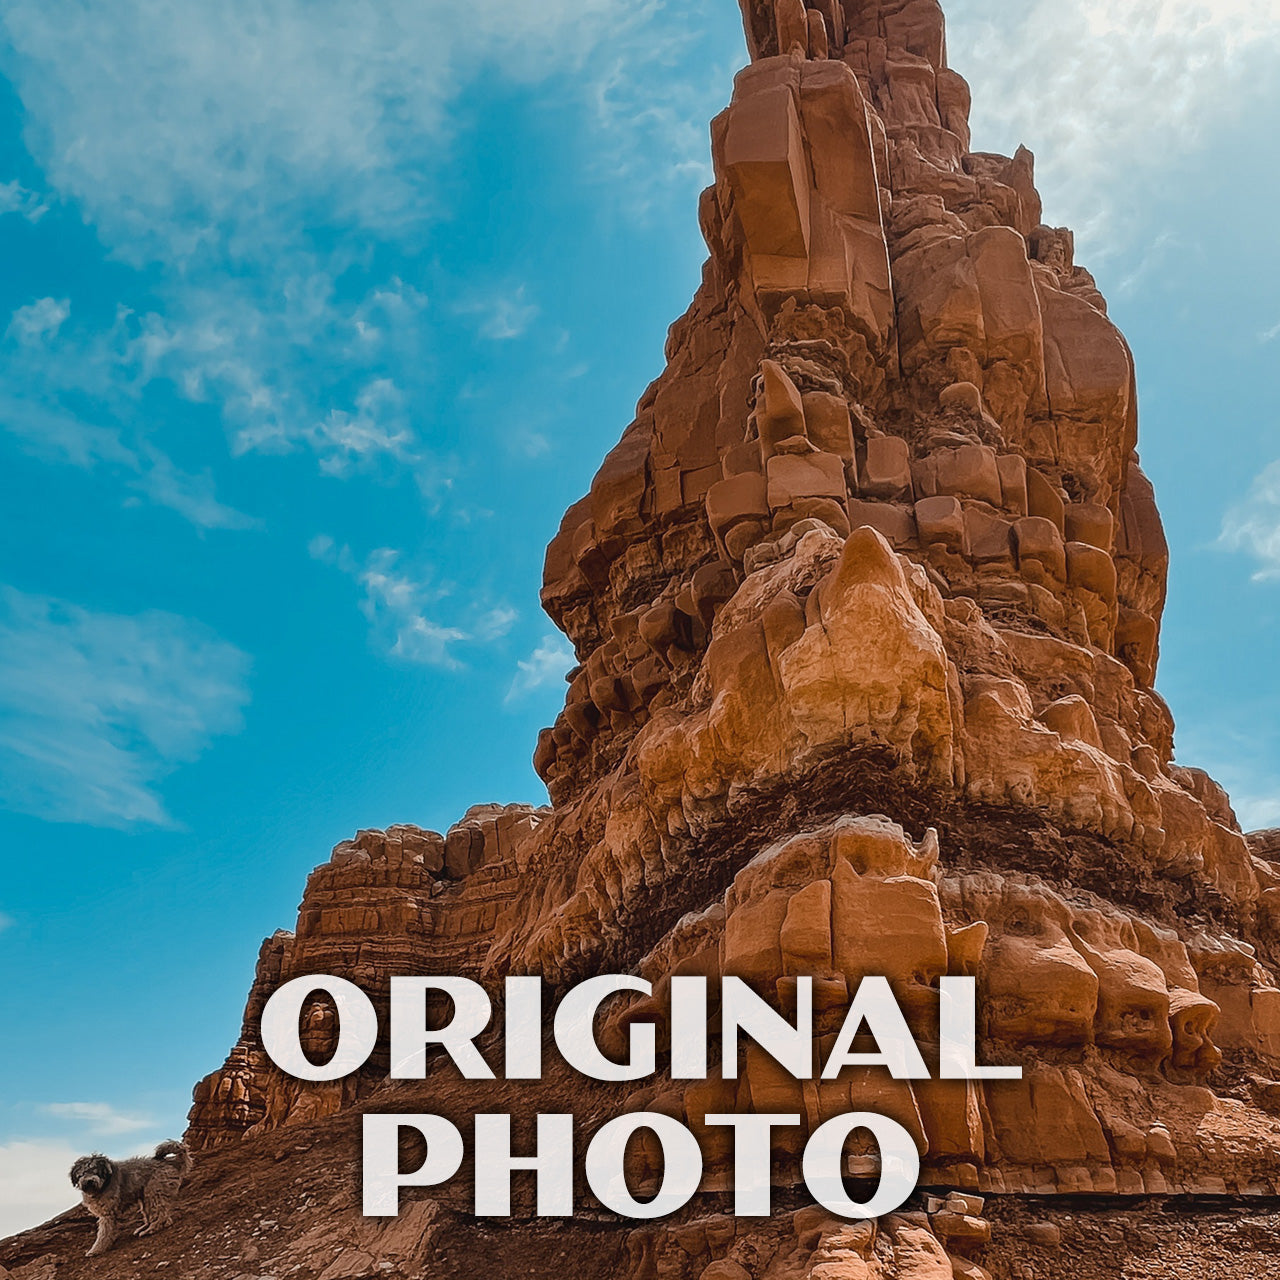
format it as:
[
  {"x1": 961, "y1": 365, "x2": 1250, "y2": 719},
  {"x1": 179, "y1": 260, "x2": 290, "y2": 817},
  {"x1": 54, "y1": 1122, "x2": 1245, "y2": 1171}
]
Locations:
[{"x1": 153, "y1": 1140, "x2": 193, "y2": 1177}]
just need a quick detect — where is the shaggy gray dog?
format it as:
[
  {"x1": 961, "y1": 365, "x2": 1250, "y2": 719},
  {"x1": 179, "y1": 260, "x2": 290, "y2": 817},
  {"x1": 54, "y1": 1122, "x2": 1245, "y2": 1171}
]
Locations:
[{"x1": 69, "y1": 1140, "x2": 193, "y2": 1257}]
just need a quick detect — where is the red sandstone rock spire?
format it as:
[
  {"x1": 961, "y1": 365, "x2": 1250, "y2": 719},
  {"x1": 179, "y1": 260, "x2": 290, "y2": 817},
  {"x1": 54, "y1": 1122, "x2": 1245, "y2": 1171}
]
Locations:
[{"x1": 165, "y1": 0, "x2": 1280, "y2": 1272}]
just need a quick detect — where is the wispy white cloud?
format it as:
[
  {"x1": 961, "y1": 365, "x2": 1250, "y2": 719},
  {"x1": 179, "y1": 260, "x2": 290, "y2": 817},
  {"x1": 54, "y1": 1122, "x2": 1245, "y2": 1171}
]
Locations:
[
  {"x1": 1236, "y1": 794, "x2": 1280, "y2": 833},
  {"x1": 0, "y1": 2, "x2": 739, "y2": 519},
  {"x1": 948, "y1": 0, "x2": 1280, "y2": 248},
  {"x1": 0, "y1": 395, "x2": 133, "y2": 470},
  {"x1": 1261, "y1": 321, "x2": 1280, "y2": 344},
  {"x1": 1, "y1": 305, "x2": 263, "y2": 530},
  {"x1": 587, "y1": 9, "x2": 737, "y2": 207},
  {"x1": 1220, "y1": 461, "x2": 1280, "y2": 580},
  {"x1": 8, "y1": 296, "x2": 69, "y2": 344},
  {"x1": 0, "y1": 587, "x2": 252, "y2": 828},
  {"x1": 304, "y1": 379, "x2": 416, "y2": 477},
  {"x1": 0, "y1": 0, "x2": 722, "y2": 264},
  {"x1": 0, "y1": 910, "x2": 13, "y2": 933},
  {"x1": 0, "y1": 177, "x2": 49, "y2": 222},
  {"x1": 43, "y1": 1102, "x2": 153, "y2": 1136},
  {"x1": 465, "y1": 287, "x2": 540, "y2": 342},
  {"x1": 1114, "y1": 232, "x2": 1184, "y2": 297},
  {"x1": 132, "y1": 448, "x2": 261, "y2": 531},
  {"x1": 0, "y1": 394, "x2": 257, "y2": 531},
  {"x1": 475, "y1": 607, "x2": 520, "y2": 643},
  {"x1": 349, "y1": 279, "x2": 430, "y2": 350},
  {"x1": 232, "y1": 371, "x2": 417, "y2": 473},
  {"x1": 506, "y1": 636, "x2": 577, "y2": 704},
  {"x1": 310, "y1": 538, "x2": 516, "y2": 668},
  {"x1": 511, "y1": 428, "x2": 552, "y2": 459},
  {"x1": 112, "y1": 277, "x2": 431, "y2": 481}
]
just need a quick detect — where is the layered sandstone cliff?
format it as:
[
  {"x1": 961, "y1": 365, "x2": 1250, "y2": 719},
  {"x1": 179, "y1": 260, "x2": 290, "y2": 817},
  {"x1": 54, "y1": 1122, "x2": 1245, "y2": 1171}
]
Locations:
[{"x1": 14, "y1": 2, "x2": 1280, "y2": 1278}]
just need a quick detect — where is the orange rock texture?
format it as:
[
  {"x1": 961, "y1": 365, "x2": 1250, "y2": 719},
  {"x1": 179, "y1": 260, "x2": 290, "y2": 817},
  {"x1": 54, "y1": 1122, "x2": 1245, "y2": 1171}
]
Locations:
[{"x1": 168, "y1": 0, "x2": 1280, "y2": 1274}]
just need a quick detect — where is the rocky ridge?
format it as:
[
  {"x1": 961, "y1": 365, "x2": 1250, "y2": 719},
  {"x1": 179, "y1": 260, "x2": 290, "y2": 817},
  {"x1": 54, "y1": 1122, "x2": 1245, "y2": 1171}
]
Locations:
[{"x1": 8, "y1": 1, "x2": 1280, "y2": 1276}]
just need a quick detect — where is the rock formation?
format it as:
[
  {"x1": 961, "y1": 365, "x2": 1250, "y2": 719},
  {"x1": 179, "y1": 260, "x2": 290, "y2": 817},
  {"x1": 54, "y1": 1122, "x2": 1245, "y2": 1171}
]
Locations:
[{"x1": 9, "y1": 2, "x2": 1280, "y2": 1278}]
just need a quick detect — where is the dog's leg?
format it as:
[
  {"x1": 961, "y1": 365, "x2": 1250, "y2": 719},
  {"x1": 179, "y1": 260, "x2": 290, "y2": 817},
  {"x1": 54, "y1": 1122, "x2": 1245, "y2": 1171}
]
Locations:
[
  {"x1": 86, "y1": 1215, "x2": 119, "y2": 1257},
  {"x1": 135, "y1": 1188, "x2": 174, "y2": 1237}
]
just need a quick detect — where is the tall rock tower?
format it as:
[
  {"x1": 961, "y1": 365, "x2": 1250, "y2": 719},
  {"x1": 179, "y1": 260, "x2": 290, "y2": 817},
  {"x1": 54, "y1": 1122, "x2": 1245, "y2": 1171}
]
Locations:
[{"x1": 144, "y1": 1, "x2": 1280, "y2": 1276}]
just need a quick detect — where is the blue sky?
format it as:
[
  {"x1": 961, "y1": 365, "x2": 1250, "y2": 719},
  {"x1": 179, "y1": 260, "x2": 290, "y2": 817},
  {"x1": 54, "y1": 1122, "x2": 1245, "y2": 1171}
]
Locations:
[{"x1": 1, "y1": 0, "x2": 1278, "y2": 1236}]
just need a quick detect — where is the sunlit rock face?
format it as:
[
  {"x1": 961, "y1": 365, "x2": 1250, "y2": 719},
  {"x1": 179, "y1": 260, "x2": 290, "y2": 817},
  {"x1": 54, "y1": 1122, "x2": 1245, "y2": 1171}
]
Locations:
[{"x1": 186, "y1": 0, "x2": 1280, "y2": 1272}]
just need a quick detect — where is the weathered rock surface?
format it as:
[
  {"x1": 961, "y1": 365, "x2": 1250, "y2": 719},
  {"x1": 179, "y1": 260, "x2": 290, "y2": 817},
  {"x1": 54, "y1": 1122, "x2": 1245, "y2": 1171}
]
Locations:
[{"x1": 9, "y1": 0, "x2": 1280, "y2": 1276}]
